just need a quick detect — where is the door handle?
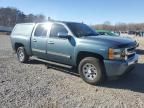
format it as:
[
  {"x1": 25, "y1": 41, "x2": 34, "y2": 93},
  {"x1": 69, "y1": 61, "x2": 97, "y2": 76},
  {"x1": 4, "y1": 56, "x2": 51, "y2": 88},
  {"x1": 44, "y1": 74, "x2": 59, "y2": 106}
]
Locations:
[
  {"x1": 33, "y1": 39, "x2": 37, "y2": 42},
  {"x1": 48, "y1": 41, "x2": 54, "y2": 44}
]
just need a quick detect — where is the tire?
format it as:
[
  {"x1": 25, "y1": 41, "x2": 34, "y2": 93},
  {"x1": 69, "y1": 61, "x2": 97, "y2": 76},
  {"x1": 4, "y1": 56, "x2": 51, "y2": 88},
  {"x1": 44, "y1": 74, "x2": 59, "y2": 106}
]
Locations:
[
  {"x1": 78, "y1": 57, "x2": 104, "y2": 85},
  {"x1": 16, "y1": 47, "x2": 29, "y2": 63}
]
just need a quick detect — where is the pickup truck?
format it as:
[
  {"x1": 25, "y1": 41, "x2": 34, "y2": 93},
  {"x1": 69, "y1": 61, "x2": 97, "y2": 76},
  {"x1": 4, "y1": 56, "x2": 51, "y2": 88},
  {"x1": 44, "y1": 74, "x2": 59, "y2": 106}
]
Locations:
[{"x1": 10, "y1": 21, "x2": 138, "y2": 85}]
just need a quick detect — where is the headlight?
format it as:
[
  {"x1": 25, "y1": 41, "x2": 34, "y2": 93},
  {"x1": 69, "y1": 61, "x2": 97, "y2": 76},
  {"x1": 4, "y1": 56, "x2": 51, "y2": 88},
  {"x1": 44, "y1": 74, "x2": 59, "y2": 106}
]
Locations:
[{"x1": 108, "y1": 48, "x2": 126, "y2": 60}]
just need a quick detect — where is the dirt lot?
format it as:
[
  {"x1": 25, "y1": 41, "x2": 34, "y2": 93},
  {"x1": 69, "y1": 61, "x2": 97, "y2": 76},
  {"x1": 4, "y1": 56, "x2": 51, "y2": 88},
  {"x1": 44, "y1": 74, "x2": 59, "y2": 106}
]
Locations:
[{"x1": 0, "y1": 35, "x2": 144, "y2": 108}]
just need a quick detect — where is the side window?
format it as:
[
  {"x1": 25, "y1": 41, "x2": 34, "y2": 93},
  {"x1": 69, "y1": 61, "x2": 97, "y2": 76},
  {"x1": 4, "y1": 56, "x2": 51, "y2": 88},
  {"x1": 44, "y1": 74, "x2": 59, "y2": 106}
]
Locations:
[
  {"x1": 34, "y1": 24, "x2": 47, "y2": 37},
  {"x1": 50, "y1": 24, "x2": 68, "y2": 37}
]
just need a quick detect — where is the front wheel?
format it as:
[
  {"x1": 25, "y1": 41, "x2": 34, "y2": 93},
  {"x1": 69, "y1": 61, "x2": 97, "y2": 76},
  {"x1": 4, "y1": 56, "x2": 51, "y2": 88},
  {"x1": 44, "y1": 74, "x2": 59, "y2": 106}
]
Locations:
[
  {"x1": 16, "y1": 47, "x2": 29, "y2": 63},
  {"x1": 78, "y1": 57, "x2": 104, "y2": 85}
]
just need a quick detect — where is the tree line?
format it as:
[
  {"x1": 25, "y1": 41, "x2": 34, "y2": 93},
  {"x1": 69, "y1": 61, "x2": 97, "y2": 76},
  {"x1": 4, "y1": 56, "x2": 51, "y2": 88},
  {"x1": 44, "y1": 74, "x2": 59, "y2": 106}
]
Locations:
[
  {"x1": 91, "y1": 21, "x2": 144, "y2": 32},
  {"x1": 0, "y1": 7, "x2": 46, "y2": 27},
  {"x1": 1, "y1": 7, "x2": 144, "y2": 32}
]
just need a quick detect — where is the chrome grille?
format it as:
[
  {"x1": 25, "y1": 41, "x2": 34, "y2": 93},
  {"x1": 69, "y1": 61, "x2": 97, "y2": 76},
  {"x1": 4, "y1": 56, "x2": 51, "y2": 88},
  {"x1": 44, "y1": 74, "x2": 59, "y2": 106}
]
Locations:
[{"x1": 125, "y1": 46, "x2": 136, "y2": 59}]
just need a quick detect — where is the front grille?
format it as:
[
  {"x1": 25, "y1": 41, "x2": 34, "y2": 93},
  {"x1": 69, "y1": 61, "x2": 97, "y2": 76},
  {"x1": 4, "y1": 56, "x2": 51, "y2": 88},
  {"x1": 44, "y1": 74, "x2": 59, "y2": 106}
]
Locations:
[
  {"x1": 128, "y1": 53, "x2": 135, "y2": 59},
  {"x1": 127, "y1": 47, "x2": 135, "y2": 52},
  {"x1": 126, "y1": 46, "x2": 136, "y2": 59}
]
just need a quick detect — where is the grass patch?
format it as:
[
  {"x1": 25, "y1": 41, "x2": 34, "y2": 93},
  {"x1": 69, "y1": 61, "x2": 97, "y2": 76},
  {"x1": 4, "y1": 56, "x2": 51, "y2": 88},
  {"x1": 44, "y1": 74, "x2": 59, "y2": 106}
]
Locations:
[{"x1": 138, "y1": 38, "x2": 144, "y2": 47}]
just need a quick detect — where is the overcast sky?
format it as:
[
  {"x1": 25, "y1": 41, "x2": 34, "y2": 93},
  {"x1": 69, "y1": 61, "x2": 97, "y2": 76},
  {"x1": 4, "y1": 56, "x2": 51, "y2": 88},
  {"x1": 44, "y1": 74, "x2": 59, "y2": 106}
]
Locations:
[{"x1": 0, "y1": 0, "x2": 144, "y2": 24}]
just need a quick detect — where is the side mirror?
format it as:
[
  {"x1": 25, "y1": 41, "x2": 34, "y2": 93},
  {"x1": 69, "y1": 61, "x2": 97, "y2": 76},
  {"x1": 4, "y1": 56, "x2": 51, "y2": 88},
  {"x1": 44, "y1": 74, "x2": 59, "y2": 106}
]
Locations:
[{"x1": 58, "y1": 32, "x2": 69, "y2": 38}]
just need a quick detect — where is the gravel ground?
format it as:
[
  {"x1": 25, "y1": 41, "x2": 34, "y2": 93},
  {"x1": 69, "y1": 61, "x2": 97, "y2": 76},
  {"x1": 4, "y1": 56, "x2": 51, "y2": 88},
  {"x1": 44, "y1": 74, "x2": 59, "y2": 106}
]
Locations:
[{"x1": 0, "y1": 35, "x2": 144, "y2": 108}]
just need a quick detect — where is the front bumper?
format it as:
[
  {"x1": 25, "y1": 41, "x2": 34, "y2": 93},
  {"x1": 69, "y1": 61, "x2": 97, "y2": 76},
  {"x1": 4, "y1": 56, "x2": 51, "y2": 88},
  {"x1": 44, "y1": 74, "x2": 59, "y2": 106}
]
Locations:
[{"x1": 104, "y1": 54, "x2": 138, "y2": 77}]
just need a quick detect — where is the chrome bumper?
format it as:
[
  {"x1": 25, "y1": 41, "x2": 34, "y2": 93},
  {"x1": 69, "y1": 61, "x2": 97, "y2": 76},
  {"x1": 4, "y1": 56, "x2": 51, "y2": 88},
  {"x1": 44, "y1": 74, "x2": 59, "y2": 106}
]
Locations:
[{"x1": 127, "y1": 54, "x2": 138, "y2": 66}]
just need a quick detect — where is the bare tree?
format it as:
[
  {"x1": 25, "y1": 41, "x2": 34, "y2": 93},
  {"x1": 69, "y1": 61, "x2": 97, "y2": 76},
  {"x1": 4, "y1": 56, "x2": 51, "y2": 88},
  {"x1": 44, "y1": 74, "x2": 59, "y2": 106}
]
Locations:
[
  {"x1": 92, "y1": 22, "x2": 144, "y2": 32},
  {"x1": 0, "y1": 7, "x2": 46, "y2": 27}
]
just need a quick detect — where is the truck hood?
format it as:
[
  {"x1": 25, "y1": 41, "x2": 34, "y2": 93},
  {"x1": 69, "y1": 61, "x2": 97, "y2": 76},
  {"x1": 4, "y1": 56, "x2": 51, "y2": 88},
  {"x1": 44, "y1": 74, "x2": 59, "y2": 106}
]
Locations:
[{"x1": 80, "y1": 35, "x2": 137, "y2": 48}]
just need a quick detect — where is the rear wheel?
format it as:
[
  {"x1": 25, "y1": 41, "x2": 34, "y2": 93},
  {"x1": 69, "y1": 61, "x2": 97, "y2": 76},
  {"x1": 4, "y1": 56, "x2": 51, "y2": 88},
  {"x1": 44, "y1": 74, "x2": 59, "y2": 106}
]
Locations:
[
  {"x1": 78, "y1": 57, "x2": 104, "y2": 85},
  {"x1": 16, "y1": 47, "x2": 29, "y2": 63}
]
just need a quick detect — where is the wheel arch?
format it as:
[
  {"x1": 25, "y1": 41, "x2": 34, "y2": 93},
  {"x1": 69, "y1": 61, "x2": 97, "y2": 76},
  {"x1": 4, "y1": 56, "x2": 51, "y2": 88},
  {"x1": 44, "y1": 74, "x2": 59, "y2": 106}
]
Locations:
[
  {"x1": 14, "y1": 43, "x2": 24, "y2": 52},
  {"x1": 76, "y1": 51, "x2": 104, "y2": 66}
]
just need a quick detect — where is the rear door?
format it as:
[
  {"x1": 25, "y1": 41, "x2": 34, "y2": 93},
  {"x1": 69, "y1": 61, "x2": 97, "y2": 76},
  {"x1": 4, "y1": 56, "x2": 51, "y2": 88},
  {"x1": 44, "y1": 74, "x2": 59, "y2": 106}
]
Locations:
[{"x1": 31, "y1": 24, "x2": 48, "y2": 59}]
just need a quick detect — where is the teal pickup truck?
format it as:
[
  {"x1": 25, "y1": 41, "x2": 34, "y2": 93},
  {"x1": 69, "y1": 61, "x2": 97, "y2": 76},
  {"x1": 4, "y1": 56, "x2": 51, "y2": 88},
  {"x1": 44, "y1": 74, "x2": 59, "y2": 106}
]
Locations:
[{"x1": 10, "y1": 21, "x2": 138, "y2": 85}]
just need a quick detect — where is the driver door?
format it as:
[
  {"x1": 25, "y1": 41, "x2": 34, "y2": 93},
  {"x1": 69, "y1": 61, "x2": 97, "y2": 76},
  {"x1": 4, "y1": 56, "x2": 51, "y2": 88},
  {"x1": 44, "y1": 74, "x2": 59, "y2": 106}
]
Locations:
[{"x1": 47, "y1": 23, "x2": 75, "y2": 65}]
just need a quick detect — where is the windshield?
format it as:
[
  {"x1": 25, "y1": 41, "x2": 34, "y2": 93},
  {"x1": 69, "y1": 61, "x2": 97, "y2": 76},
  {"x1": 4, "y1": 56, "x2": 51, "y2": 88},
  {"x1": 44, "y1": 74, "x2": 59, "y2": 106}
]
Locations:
[{"x1": 66, "y1": 23, "x2": 99, "y2": 37}]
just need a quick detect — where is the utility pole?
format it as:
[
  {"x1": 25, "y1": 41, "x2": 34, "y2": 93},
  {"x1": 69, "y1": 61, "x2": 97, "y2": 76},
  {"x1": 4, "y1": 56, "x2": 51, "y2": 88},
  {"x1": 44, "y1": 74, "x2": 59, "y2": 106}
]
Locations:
[
  {"x1": 15, "y1": 10, "x2": 19, "y2": 24},
  {"x1": 48, "y1": 17, "x2": 55, "y2": 21},
  {"x1": 48, "y1": 17, "x2": 51, "y2": 21}
]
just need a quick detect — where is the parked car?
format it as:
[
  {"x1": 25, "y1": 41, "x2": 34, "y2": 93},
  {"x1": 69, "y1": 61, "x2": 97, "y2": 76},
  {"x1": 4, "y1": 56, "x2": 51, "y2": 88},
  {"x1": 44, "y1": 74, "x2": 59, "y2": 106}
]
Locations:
[
  {"x1": 10, "y1": 21, "x2": 138, "y2": 85},
  {"x1": 96, "y1": 30, "x2": 119, "y2": 36},
  {"x1": 128, "y1": 31, "x2": 136, "y2": 35}
]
